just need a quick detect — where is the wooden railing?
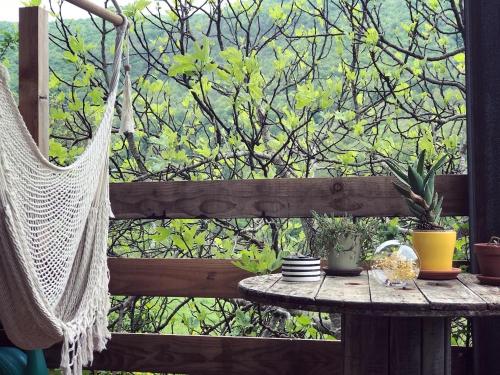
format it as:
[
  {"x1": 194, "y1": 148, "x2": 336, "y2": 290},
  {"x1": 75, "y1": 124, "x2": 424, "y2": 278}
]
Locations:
[
  {"x1": 110, "y1": 175, "x2": 468, "y2": 219},
  {"x1": 69, "y1": 174, "x2": 468, "y2": 374}
]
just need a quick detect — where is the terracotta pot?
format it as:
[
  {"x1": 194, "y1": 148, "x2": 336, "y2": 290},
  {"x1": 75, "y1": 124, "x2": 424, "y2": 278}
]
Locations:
[
  {"x1": 475, "y1": 239, "x2": 500, "y2": 277},
  {"x1": 411, "y1": 230, "x2": 456, "y2": 271}
]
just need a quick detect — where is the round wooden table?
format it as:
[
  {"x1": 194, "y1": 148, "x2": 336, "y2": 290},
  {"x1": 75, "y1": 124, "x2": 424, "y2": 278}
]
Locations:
[{"x1": 239, "y1": 271, "x2": 500, "y2": 375}]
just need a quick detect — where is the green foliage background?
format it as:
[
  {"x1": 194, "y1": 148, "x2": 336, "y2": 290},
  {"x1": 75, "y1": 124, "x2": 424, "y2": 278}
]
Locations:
[{"x1": 0, "y1": 0, "x2": 470, "y2": 372}]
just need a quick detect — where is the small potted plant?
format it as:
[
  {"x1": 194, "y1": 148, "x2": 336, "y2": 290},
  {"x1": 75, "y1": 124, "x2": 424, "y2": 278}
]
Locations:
[
  {"x1": 475, "y1": 237, "x2": 500, "y2": 284},
  {"x1": 310, "y1": 212, "x2": 375, "y2": 275},
  {"x1": 386, "y1": 151, "x2": 458, "y2": 278}
]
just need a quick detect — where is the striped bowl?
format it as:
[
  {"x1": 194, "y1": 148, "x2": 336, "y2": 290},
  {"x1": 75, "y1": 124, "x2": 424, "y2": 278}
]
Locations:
[{"x1": 281, "y1": 256, "x2": 321, "y2": 282}]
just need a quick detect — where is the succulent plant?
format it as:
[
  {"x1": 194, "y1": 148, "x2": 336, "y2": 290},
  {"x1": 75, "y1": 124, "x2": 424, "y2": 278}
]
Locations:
[{"x1": 385, "y1": 151, "x2": 447, "y2": 230}]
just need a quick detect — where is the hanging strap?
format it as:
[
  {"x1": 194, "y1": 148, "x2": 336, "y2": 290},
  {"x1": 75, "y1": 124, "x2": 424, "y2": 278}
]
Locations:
[
  {"x1": 119, "y1": 38, "x2": 135, "y2": 134},
  {"x1": 105, "y1": 0, "x2": 134, "y2": 135},
  {"x1": 112, "y1": 0, "x2": 135, "y2": 135}
]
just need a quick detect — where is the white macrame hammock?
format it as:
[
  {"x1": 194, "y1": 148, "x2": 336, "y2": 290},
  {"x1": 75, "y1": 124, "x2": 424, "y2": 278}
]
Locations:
[{"x1": 0, "y1": 8, "x2": 134, "y2": 375}]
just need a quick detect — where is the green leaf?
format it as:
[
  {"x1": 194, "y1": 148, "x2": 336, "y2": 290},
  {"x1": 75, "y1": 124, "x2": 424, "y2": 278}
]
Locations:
[
  {"x1": 69, "y1": 36, "x2": 84, "y2": 53},
  {"x1": 21, "y1": 0, "x2": 41, "y2": 6},
  {"x1": 385, "y1": 160, "x2": 409, "y2": 186},
  {"x1": 220, "y1": 47, "x2": 243, "y2": 66},
  {"x1": 423, "y1": 172, "x2": 435, "y2": 205},
  {"x1": 295, "y1": 83, "x2": 319, "y2": 109},
  {"x1": 62, "y1": 51, "x2": 78, "y2": 63},
  {"x1": 269, "y1": 4, "x2": 286, "y2": 21},
  {"x1": 428, "y1": 0, "x2": 439, "y2": 11},
  {"x1": 356, "y1": 92, "x2": 364, "y2": 105},
  {"x1": 232, "y1": 246, "x2": 284, "y2": 275},
  {"x1": 434, "y1": 195, "x2": 444, "y2": 220},
  {"x1": 364, "y1": 28, "x2": 379, "y2": 45},
  {"x1": 49, "y1": 139, "x2": 68, "y2": 164},
  {"x1": 192, "y1": 38, "x2": 211, "y2": 64},
  {"x1": 408, "y1": 166, "x2": 424, "y2": 195},
  {"x1": 429, "y1": 192, "x2": 438, "y2": 211},
  {"x1": 454, "y1": 52, "x2": 465, "y2": 64},
  {"x1": 416, "y1": 150, "x2": 426, "y2": 175},
  {"x1": 423, "y1": 154, "x2": 447, "y2": 186},
  {"x1": 296, "y1": 315, "x2": 312, "y2": 326},
  {"x1": 169, "y1": 54, "x2": 197, "y2": 76}
]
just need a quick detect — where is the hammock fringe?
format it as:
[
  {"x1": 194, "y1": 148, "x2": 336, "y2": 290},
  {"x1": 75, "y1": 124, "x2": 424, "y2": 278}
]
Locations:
[{"x1": 0, "y1": 7, "x2": 128, "y2": 375}]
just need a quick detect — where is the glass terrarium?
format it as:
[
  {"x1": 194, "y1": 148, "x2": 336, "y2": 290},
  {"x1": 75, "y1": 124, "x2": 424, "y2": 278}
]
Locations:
[{"x1": 372, "y1": 240, "x2": 420, "y2": 288}]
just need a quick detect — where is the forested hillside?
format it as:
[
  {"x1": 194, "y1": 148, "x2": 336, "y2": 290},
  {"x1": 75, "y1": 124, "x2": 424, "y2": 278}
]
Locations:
[{"x1": 0, "y1": 0, "x2": 469, "y2": 363}]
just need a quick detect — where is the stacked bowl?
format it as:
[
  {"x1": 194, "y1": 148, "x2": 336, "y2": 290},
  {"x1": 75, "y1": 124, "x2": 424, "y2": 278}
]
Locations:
[{"x1": 281, "y1": 256, "x2": 321, "y2": 282}]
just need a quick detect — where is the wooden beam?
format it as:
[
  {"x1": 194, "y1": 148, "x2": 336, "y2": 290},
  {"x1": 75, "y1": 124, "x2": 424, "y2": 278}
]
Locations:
[
  {"x1": 18, "y1": 7, "x2": 49, "y2": 157},
  {"x1": 64, "y1": 0, "x2": 124, "y2": 26},
  {"x1": 108, "y1": 258, "x2": 466, "y2": 299},
  {"x1": 0, "y1": 330, "x2": 473, "y2": 375},
  {"x1": 108, "y1": 258, "x2": 253, "y2": 298},
  {"x1": 109, "y1": 175, "x2": 467, "y2": 220},
  {"x1": 451, "y1": 347, "x2": 473, "y2": 375},
  {"x1": 465, "y1": 0, "x2": 500, "y2": 373},
  {"x1": 44, "y1": 333, "x2": 344, "y2": 375},
  {"x1": 342, "y1": 314, "x2": 389, "y2": 375}
]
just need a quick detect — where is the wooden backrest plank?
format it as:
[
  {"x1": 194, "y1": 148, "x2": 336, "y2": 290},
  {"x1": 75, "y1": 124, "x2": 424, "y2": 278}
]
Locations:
[{"x1": 110, "y1": 175, "x2": 467, "y2": 220}]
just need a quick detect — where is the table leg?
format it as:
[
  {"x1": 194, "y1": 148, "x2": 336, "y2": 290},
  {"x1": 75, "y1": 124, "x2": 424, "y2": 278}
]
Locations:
[
  {"x1": 342, "y1": 314, "x2": 451, "y2": 375},
  {"x1": 421, "y1": 317, "x2": 451, "y2": 375},
  {"x1": 473, "y1": 317, "x2": 500, "y2": 375}
]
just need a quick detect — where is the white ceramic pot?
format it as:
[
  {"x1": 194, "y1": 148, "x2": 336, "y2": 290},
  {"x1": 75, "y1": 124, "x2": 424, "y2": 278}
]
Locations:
[{"x1": 327, "y1": 235, "x2": 361, "y2": 271}]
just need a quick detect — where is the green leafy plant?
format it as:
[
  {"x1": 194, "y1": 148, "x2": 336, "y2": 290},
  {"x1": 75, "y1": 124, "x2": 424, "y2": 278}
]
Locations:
[
  {"x1": 385, "y1": 150, "x2": 447, "y2": 230},
  {"x1": 232, "y1": 245, "x2": 286, "y2": 275},
  {"x1": 309, "y1": 212, "x2": 377, "y2": 258}
]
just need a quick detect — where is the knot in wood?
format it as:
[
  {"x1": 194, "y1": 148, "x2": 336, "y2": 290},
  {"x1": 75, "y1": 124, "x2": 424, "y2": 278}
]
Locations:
[{"x1": 331, "y1": 182, "x2": 343, "y2": 193}]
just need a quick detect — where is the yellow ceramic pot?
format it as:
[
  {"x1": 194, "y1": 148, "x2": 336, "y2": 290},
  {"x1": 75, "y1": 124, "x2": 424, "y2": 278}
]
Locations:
[{"x1": 411, "y1": 230, "x2": 456, "y2": 271}]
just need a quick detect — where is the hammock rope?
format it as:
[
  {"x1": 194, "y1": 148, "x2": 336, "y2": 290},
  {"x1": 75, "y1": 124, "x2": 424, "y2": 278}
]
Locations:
[{"x1": 0, "y1": 3, "x2": 130, "y2": 374}]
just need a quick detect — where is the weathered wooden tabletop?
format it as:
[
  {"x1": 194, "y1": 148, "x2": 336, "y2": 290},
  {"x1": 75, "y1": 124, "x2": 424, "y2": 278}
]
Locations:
[{"x1": 238, "y1": 272, "x2": 500, "y2": 317}]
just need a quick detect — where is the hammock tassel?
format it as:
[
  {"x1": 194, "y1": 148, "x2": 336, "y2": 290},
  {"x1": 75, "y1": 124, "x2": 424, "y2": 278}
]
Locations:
[{"x1": 119, "y1": 65, "x2": 135, "y2": 134}]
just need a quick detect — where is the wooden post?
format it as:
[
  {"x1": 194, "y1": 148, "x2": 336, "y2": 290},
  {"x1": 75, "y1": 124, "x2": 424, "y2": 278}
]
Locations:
[
  {"x1": 342, "y1": 315, "x2": 451, "y2": 375},
  {"x1": 1, "y1": 4, "x2": 50, "y2": 338},
  {"x1": 18, "y1": 6, "x2": 49, "y2": 156},
  {"x1": 342, "y1": 315, "x2": 389, "y2": 375},
  {"x1": 465, "y1": 0, "x2": 500, "y2": 374}
]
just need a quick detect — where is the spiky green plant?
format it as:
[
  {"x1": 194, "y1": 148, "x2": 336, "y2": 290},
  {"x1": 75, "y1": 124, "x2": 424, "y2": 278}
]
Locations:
[{"x1": 385, "y1": 151, "x2": 447, "y2": 230}]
